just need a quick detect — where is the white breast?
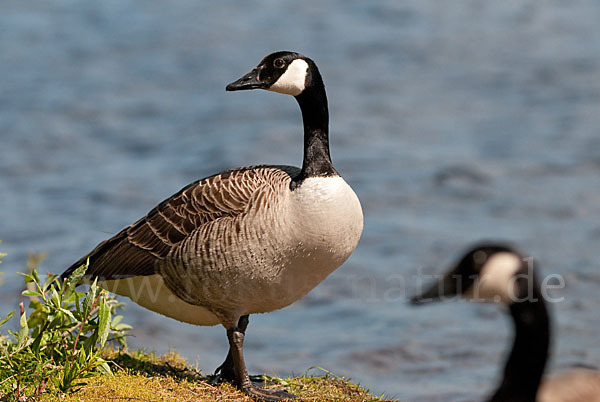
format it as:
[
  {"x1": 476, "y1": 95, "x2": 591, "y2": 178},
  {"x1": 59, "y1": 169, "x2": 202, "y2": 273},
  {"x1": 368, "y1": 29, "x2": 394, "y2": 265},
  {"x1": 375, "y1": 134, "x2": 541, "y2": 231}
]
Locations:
[
  {"x1": 277, "y1": 176, "x2": 363, "y2": 300},
  {"x1": 290, "y1": 176, "x2": 364, "y2": 252}
]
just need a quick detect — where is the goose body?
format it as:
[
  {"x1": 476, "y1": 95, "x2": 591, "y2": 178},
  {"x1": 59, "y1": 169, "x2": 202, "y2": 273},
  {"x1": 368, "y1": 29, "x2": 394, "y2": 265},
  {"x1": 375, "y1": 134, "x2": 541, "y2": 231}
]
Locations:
[
  {"x1": 412, "y1": 244, "x2": 600, "y2": 402},
  {"x1": 86, "y1": 167, "x2": 361, "y2": 328},
  {"x1": 62, "y1": 51, "x2": 363, "y2": 400}
]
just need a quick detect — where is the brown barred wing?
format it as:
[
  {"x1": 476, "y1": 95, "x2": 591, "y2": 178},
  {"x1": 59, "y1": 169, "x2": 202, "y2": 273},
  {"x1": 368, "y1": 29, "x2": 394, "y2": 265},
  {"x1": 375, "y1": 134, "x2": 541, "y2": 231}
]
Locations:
[{"x1": 61, "y1": 166, "x2": 297, "y2": 282}]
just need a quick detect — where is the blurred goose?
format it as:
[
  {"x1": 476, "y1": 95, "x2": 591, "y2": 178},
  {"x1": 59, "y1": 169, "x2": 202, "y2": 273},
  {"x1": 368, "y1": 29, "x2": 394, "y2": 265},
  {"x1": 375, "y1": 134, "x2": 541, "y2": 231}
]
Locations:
[
  {"x1": 61, "y1": 51, "x2": 363, "y2": 401},
  {"x1": 411, "y1": 243, "x2": 600, "y2": 402}
]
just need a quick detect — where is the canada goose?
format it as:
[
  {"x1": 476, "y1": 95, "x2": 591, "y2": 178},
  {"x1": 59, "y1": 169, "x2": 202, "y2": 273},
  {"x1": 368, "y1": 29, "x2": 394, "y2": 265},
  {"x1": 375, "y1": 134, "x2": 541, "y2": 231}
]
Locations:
[
  {"x1": 61, "y1": 51, "x2": 363, "y2": 401},
  {"x1": 411, "y1": 244, "x2": 600, "y2": 402}
]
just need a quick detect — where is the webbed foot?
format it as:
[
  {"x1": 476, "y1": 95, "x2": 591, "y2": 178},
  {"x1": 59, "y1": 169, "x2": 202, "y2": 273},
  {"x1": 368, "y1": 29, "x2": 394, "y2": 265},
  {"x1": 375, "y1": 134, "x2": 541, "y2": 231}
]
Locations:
[{"x1": 241, "y1": 382, "x2": 297, "y2": 401}]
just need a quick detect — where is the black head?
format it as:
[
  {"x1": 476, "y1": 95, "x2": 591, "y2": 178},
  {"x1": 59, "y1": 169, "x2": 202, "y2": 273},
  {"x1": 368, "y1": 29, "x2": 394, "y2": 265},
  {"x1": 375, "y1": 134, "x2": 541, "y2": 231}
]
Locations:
[
  {"x1": 226, "y1": 51, "x2": 314, "y2": 96},
  {"x1": 411, "y1": 243, "x2": 527, "y2": 305}
]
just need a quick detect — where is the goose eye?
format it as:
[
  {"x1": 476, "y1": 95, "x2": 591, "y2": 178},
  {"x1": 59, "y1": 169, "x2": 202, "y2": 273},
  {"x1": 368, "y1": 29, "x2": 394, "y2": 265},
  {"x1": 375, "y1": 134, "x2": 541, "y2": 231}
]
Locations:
[{"x1": 273, "y1": 58, "x2": 285, "y2": 69}]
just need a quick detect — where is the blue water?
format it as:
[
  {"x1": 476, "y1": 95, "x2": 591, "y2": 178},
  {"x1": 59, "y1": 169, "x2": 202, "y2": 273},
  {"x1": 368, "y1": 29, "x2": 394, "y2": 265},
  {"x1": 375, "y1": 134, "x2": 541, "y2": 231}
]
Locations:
[{"x1": 2, "y1": 1, "x2": 600, "y2": 400}]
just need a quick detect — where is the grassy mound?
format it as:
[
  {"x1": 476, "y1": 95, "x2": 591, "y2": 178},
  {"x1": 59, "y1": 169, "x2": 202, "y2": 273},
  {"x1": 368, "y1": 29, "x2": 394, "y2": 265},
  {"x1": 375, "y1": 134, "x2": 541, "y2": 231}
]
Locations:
[{"x1": 44, "y1": 349, "x2": 392, "y2": 401}]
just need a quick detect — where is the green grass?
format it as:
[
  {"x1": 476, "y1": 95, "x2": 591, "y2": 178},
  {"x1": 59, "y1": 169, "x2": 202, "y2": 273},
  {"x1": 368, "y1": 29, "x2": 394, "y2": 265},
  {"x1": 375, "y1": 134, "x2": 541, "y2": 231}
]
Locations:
[{"x1": 0, "y1": 249, "x2": 394, "y2": 401}]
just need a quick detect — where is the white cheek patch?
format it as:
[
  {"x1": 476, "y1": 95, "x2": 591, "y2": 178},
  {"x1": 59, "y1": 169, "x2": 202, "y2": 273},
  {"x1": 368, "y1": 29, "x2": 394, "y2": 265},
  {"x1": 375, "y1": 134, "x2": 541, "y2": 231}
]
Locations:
[
  {"x1": 464, "y1": 252, "x2": 523, "y2": 304},
  {"x1": 268, "y1": 59, "x2": 308, "y2": 96}
]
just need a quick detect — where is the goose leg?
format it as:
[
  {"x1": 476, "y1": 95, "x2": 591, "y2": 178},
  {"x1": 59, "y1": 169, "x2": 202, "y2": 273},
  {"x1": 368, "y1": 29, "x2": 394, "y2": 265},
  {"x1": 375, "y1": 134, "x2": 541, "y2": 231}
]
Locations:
[
  {"x1": 213, "y1": 315, "x2": 249, "y2": 382},
  {"x1": 226, "y1": 320, "x2": 297, "y2": 401}
]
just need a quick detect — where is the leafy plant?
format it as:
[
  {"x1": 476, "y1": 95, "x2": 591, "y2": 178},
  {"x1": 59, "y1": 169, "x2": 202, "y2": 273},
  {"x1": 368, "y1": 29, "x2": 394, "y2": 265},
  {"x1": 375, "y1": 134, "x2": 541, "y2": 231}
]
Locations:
[{"x1": 0, "y1": 257, "x2": 131, "y2": 399}]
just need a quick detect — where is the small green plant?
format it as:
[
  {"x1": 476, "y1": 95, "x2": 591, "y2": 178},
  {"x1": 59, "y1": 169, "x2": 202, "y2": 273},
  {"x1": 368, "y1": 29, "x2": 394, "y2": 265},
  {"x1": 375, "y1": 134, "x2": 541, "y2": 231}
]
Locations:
[{"x1": 0, "y1": 257, "x2": 131, "y2": 399}]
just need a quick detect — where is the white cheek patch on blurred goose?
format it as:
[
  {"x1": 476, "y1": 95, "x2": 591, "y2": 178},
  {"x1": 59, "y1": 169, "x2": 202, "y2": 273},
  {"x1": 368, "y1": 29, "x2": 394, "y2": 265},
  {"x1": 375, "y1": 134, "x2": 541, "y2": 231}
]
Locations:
[
  {"x1": 465, "y1": 252, "x2": 523, "y2": 304},
  {"x1": 268, "y1": 59, "x2": 308, "y2": 96}
]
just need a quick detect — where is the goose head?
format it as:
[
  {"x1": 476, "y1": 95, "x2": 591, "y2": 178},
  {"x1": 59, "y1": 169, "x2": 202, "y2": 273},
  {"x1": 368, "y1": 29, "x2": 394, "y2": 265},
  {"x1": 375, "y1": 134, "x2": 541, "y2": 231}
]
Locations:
[
  {"x1": 412, "y1": 243, "x2": 531, "y2": 306},
  {"x1": 226, "y1": 51, "x2": 313, "y2": 96}
]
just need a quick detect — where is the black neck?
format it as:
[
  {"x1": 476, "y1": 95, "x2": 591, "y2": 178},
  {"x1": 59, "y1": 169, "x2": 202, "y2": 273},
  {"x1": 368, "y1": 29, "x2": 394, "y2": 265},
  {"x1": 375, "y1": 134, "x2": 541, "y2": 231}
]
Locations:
[
  {"x1": 490, "y1": 278, "x2": 550, "y2": 402},
  {"x1": 293, "y1": 66, "x2": 337, "y2": 185}
]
